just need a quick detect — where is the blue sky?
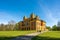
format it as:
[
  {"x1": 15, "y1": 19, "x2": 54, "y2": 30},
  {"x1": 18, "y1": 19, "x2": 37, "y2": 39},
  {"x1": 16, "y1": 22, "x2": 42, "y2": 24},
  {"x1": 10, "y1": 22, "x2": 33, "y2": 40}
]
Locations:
[{"x1": 0, "y1": 0, "x2": 60, "y2": 27}]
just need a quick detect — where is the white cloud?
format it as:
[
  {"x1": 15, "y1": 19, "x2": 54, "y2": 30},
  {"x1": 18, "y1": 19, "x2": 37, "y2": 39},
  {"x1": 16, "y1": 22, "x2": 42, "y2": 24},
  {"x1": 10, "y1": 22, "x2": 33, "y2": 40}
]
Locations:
[
  {"x1": 38, "y1": 0, "x2": 59, "y2": 27},
  {"x1": 0, "y1": 11, "x2": 24, "y2": 24},
  {"x1": 0, "y1": 11, "x2": 14, "y2": 24},
  {"x1": 45, "y1": 11, "x2": 58, "y2": 27}
]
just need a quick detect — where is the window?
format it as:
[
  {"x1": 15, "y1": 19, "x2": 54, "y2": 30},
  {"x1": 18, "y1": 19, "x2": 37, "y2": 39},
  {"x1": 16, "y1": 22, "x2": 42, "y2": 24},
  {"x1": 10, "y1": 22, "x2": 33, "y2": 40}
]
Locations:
[
  {"x1": 25, "y1": 22, "x2": 29, "y2": 26},
  {"x1": 31, "y1": 22, "x2": 34, "y2": 26}
]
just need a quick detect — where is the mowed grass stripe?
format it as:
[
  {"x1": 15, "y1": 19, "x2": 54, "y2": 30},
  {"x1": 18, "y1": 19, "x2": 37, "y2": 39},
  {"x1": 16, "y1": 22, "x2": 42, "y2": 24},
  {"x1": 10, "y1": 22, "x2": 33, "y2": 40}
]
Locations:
[
  {"x1": 0, "y1": 31, "x2": 36, "y2": 40},
  {"x1": 32, "y1": 31, "x2": 60, "y2": 40},
  {"x1": 0, "y1": 31, "x2": 36, "y2": 37}
]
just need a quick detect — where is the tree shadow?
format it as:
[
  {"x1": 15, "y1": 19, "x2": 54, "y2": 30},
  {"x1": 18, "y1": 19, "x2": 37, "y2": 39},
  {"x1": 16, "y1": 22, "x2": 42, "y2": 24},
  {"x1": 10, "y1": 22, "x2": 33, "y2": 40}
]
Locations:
[
  {"x1": 0, "y1": 35, "x2": 60, "y2": 40},
  {"x1": 0, "y1": 35, "x2": 34, "y2": 40},
  {"x1": 0, "y1": 36, "x2": 16, "y2": 40},
  {"x1": 32, "y1": 36, "x2": 60, "y2": 40}
]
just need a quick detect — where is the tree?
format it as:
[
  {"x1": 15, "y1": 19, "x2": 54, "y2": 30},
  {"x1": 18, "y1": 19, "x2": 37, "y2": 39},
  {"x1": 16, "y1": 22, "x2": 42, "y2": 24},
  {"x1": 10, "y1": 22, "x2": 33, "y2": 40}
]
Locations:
[
  {"x1": 0, "y1": 20, "x2": 17, "y2": 31},
  {"x1": 52, "y1": 25, "x2": 57, "y2": 31},
  {"x1": 57, "y1": 21, "x2": 60, "y2": 31},
  {"x1": 8, "y1": 20, "x2": 16, "y2": 31},
  {"x1": 0, "y1": 23, "x2": 6, "y2": 31},
  {"x1": 14, "y1": 23, "x2": 19, "y2": 30},
  {"x1": 46, "y1": 26, "x2": 51, "y2": 31}
]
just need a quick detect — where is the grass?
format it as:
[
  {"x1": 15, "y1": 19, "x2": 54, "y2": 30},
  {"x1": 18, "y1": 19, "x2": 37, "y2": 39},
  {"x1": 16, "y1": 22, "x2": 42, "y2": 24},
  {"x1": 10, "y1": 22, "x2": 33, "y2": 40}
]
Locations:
[
  {"x1": 32, "y1": 31, "x2": 60, "y2": 40},
  {"x1": 0, "y1": 30, "x2": 36, "y2": 40}
]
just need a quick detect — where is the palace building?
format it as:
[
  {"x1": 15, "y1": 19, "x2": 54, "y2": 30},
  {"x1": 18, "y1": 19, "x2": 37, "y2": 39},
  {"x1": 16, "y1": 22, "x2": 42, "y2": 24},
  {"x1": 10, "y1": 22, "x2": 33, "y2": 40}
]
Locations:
[{"x1": 18, "y1": 13, "x2": 47, "y2": 31}]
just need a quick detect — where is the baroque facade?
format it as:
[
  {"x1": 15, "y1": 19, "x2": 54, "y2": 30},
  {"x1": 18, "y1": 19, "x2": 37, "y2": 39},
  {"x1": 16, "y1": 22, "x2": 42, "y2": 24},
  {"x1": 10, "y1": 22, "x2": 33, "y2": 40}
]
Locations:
[{"x1": 18, "y1": 13, "x2": 46, "y2": 31}]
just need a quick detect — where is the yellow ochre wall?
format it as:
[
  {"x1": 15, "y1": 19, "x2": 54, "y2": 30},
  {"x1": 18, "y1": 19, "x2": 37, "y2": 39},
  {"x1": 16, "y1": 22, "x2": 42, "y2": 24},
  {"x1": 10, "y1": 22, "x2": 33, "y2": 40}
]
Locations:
[{"x1": 18, "y1": 13, "x2": 47, "y2": 31}]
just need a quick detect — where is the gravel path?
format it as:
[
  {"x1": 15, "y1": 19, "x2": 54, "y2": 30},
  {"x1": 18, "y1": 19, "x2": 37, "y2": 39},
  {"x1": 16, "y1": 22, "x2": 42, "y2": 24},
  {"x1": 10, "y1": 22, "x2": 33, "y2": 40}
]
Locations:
[{"x1": 11, "y1": 31, "x2": 46, "y2": 40}]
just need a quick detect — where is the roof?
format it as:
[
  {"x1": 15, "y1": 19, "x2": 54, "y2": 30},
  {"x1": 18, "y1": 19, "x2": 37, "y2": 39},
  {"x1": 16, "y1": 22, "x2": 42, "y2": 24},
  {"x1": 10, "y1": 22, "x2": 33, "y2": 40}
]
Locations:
[{"x1": 41, "y1": 20, "x2": 46, "y2": 23}]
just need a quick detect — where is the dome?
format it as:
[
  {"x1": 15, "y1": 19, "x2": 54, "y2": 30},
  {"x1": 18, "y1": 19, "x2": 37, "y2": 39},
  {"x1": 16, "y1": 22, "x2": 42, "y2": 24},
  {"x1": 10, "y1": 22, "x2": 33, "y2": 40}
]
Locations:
[
  {"x1": 36, "y1": 15, "x2": 39, "y2": 19},
  {"x1": 23, "y1": 16, "x2": 27, "y2": 20},
  {"x1": 30, "y1": 13, "x2": 35, "y2": 18}
]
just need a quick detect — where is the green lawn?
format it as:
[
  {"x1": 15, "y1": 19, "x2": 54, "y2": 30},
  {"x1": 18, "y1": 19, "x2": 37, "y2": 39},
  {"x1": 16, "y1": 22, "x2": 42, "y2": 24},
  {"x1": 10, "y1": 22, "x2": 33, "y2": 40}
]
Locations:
[
  {"x1": 32, "y1": 31, "x2": 60, "y2": 40},
  {"x1": 0, "y1": 30, "x2": 36, "y2": 40}
]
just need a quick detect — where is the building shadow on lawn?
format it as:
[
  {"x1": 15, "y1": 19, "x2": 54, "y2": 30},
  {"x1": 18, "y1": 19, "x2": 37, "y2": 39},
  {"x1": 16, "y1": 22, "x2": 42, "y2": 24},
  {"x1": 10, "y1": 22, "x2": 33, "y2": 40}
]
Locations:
[
  {"x1": 11, "y1": 35, "x2": 35, "y2": 40},
  {"x1": 0, "y1": 35, "x2": 60, "y2": 40},
  {"x1": 0, "y1": 36, "x2": 16, "y2": 40},
  {"x1": 0, "y1": 35, "x2": 35, "y2": 40},
  {"x1": 32, "y1": 36, "x2": 60, "y2": 40}
]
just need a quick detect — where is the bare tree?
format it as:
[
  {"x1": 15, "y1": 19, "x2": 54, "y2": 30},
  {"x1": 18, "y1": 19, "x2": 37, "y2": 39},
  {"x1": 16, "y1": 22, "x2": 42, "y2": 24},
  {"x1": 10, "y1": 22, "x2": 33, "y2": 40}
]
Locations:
[
  {"x1": 0, "y1": 23, "x2": 5, "y2": 31},
  {"x1": 8, "y1": 20, "x2": 16, "y2": 31}
]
